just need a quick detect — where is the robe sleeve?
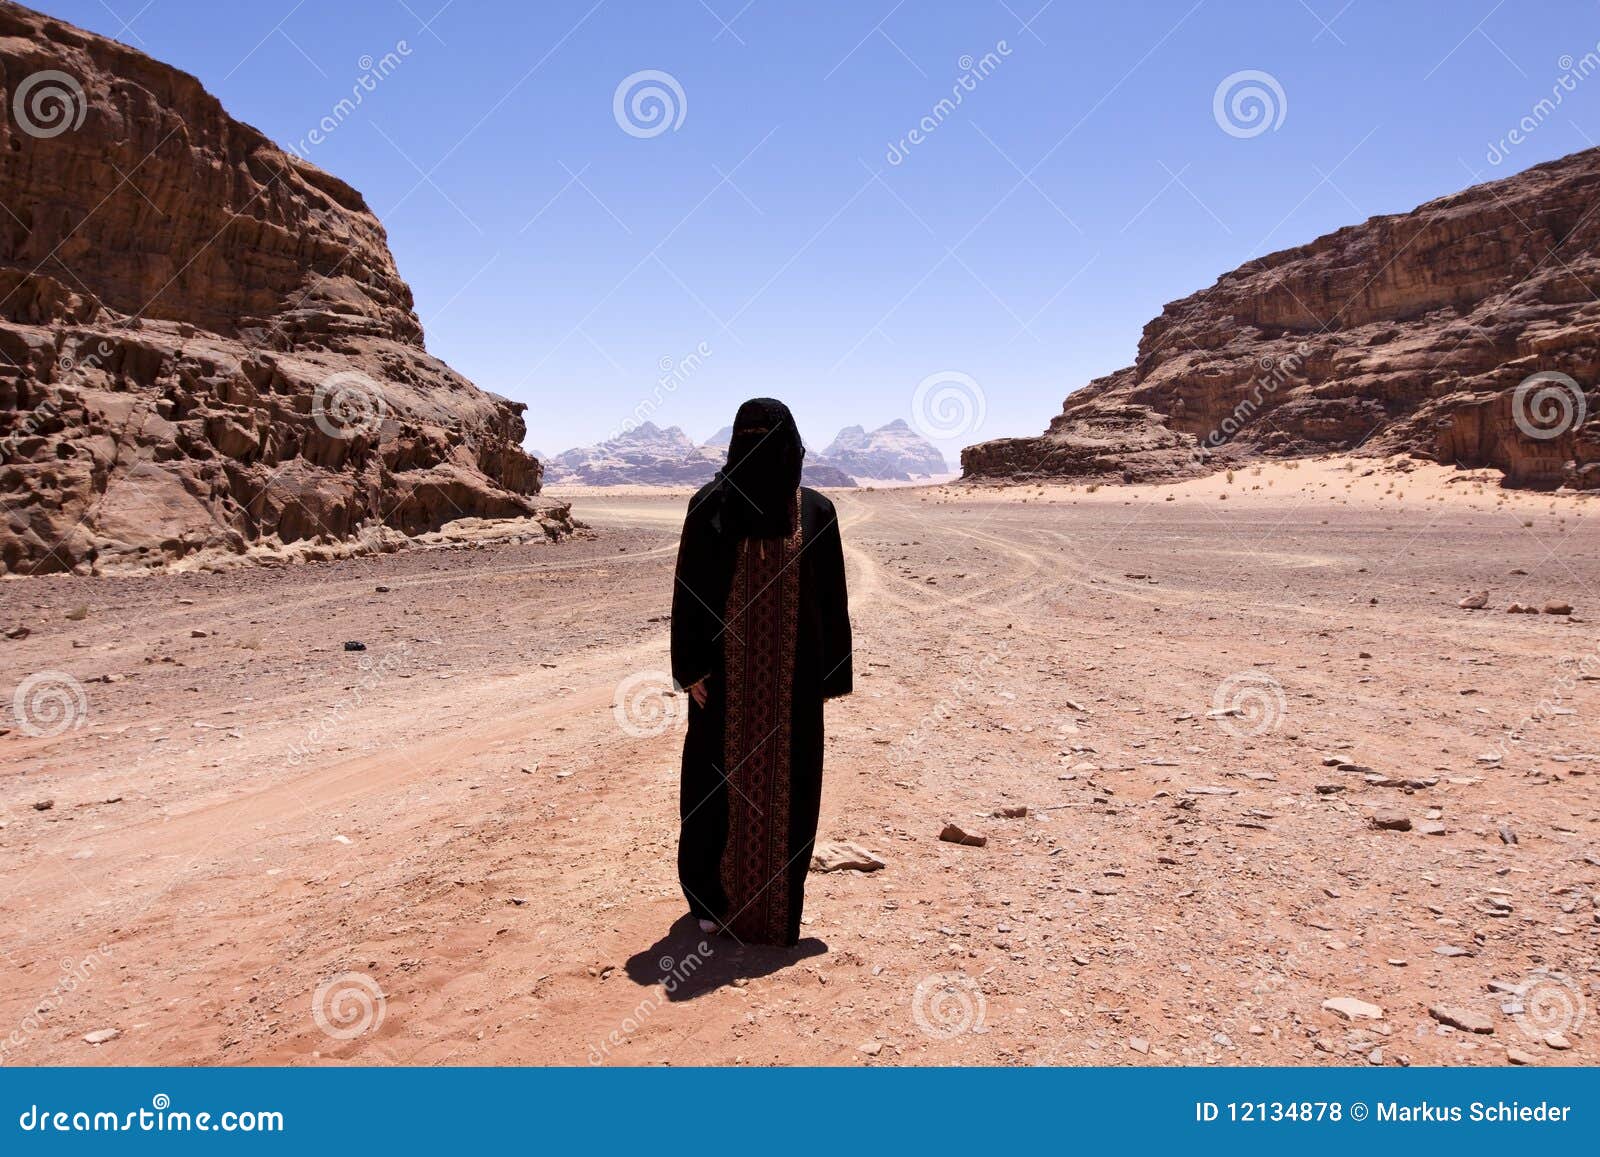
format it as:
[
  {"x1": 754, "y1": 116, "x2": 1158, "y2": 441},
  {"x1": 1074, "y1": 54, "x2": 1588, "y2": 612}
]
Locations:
[
  {"x1": 817, "y1": 498, "x2": 853, "y2": 699},
  {"x1": 671, "y1": 493, "x2": 721, "y2": 691}
]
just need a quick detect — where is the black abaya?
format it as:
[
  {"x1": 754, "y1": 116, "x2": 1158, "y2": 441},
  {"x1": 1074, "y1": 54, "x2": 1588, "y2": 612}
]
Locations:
[{"x1": 671, "y1": 483, "x2": 852, "y2": 946}]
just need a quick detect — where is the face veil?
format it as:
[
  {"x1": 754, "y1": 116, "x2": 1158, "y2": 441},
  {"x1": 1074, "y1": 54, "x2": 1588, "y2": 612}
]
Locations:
[{"x1": 718, "y1": 397, "x2": 804, "y2": 539}]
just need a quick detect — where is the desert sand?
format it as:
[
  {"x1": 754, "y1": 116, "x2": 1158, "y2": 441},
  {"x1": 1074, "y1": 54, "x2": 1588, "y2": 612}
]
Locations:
[{"x1": 1, "y1": 456, "x2": 1596, "y2": 1066}]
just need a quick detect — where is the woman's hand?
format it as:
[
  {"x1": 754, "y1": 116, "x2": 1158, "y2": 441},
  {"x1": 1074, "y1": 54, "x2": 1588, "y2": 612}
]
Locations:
[{"x1": 686, "y1": 678, "x2": 709, "y2": 708}]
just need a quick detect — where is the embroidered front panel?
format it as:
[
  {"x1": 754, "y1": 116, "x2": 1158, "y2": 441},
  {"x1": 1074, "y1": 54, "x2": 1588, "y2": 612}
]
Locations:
[{"x1": 718, "y1": 497, "x2": 803, "y2": 943}]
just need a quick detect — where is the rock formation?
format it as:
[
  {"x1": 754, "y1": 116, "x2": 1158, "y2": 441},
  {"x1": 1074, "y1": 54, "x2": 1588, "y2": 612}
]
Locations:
[
  {"x1": 819, "y1": 419, "x2": 948, "y2": 481},
  {"x1": 964, "y1": 147, "x2": 1600, "y2": 490},
  {"x1": 0, "y1": 1, "x2": 568, "y2": 574},
  {"x1": 545, "y1": 422, "x2": 722, "y2": 487}
]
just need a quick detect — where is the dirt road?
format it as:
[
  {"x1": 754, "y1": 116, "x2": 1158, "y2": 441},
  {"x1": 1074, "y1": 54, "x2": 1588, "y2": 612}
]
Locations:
[{"x1": 1, "y1": 459, "x2": 1596, "y2": 1066}]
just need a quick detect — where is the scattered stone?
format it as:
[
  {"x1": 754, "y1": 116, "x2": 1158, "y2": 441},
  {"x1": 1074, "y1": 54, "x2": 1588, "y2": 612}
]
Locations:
[
  {"x1": 1543, "y1": 601, "x2": 1573, "y2": 616},
  {"x1": 1544, "y1": 1031, "x2": 1571, "y2": 1051},
  {"x1": 190, "y1": 629, "x2": 207, "y2": 638},
  {"x1": 1127, "y1": 1037, "x2": 1149, "y2": 1054},
  {"x1": 4, "y1": 625, "x2": 29, "y2": 639},
  {"x1": 375, "y1": 585, "x2": 392, "y2": 593},
  {"x1": 82, "y1": 1028, "x2": 120, "y2": 1045},
  {"x1": 939, "y1": 823, "x2": 986, "y2": 847},
  {"x1": 1457, "y1": 591, "x2": 1489, "y2": 609},
  {"x1": 1370, "y1": 811, "x2": 1411, "y2": 831},
  {"x1": 991, "y1": 805, "x2": 1029, "y2": 818},
  {"x1": 1322, "y1": 996, "x2": 1384, "y2": 1021},
  {"x1": 1507, "y1": 1048, "x2": 1536, "y2": 1065},
  {"x1": 32, "y1": 799, "x2": 54, "y2": 811},
  {"x1": 1366, "y1": 775, "x2": 1437, "y2": 789},
  {"x1": 1416, "y1": 820, "x2": 1447, "y2": 836},
  {"x1": 1429, "y1": 1005, "x2": 1493, "y2": 1034},
  {"x1": 810, "y1": 840, "x2": 886, "y2": 873},
  {"x1": 343, "y1": 641, "x2": 367, "y2": 651},
  {"x1": 858, "y1": 1041, "x2": 882, "y2": 1056},
  {"x1": 1498, "y1": 825, "x2": 1517, "y2": 845}
]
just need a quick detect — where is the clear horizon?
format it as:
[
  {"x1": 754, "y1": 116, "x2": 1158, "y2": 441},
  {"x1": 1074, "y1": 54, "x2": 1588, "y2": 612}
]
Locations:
[{"x1": 34, "y1": 0, "x2": 1600, "y2": 459}]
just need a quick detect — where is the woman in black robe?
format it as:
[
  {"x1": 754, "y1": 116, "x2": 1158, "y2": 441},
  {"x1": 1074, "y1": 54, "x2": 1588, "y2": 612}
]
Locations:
[{"x1": 671, "y1": 398, "x2": 853, "y2": 947}]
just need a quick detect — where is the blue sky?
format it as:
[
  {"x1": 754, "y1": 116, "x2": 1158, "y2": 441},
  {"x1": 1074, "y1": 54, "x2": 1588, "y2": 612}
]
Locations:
[{"x1": 37, "y1": 0, "x2": 1600, "y2": 458}]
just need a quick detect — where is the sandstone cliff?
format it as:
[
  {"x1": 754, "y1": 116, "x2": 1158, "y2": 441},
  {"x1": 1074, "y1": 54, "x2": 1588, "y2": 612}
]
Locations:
[
  {"x1": 0, "y1": 1, "x2": 567, "y2": 574},
  {"x1": 964, "y1": 148, "x2": 1600, "y2": 490}
]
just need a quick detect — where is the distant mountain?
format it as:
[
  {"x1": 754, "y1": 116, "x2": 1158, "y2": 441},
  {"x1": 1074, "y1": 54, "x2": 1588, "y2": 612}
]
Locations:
[
  {"x1": 542, "y1": 423, "x2": 720, "y2": 486},
  {"x1": 543, "y1": 418, "x2": 948, "y2": 487},
  {"x1": 821, "y1": 419, "x2": 948, "y2": 481}
]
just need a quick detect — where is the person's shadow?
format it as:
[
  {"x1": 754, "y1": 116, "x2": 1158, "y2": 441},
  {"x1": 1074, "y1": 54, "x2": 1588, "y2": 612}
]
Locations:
[{"x1": 625, "y1": 914, "x2": 827, "y2": 1001}]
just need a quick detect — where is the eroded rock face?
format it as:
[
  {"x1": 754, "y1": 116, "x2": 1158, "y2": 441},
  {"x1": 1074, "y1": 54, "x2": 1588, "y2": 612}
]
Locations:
[
  {"x1": 0, "y1": 1, "x2": 566, "y2": 574},
  {"x1": 964, "y1": 148, "x2": 1600, "y2": 490}
]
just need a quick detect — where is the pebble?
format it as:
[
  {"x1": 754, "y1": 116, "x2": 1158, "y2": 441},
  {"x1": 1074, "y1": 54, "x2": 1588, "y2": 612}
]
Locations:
[
  {"x1": 1457, "y1": 591, "x2": 1489, "y2": 609},
  {"x1": 1370, "y1": 811, "x2": 1411, "y2": 831},
  {"x1": 1429, "y1": 1005, "x2": 1493, "y2": 1034},
  {"x1": 810, "y1": 840, "x2": 886, "y2": 872},
  {"x1": 1321, "y1": 996, "x2": 1383, "y2": 1021},
  {"x1": 1544, "y1": 1032, "x2": 1571, "y2": 1050},
  {"x1": 1507, "y1": 1048, "x2": 1537, "y2": 1065},
  {"x1": 938, "y1": 823, "x2": 987, "y2": 847},
  {"x1": 82, "y1": 1028, "x2": 120, "y2": 1045},
  {"x1": 1543, "y1": 601, "x2": 1573, "y2": 616}
]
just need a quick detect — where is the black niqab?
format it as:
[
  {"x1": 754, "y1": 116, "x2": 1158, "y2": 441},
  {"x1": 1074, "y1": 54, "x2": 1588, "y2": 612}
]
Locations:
[{"x1": 717, "y1": 397, "x2": 803, "y2": 540}]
